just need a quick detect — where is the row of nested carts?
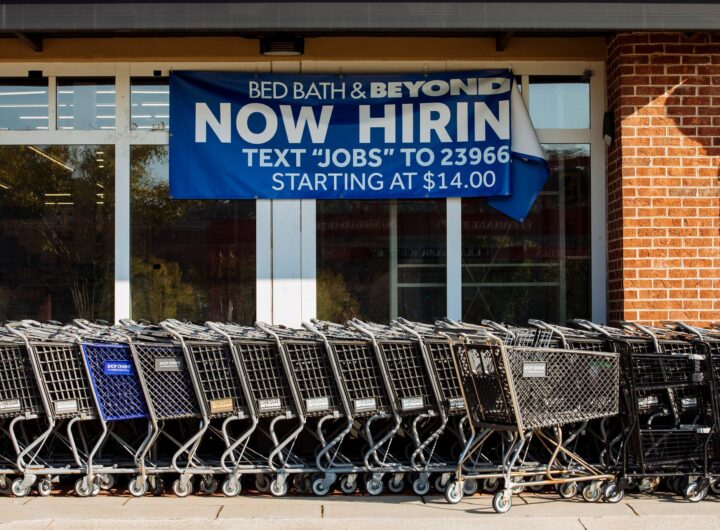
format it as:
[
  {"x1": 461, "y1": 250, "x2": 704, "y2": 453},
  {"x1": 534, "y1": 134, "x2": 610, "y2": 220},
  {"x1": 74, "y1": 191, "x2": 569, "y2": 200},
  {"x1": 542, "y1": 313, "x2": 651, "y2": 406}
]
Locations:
[{"x1": 0, "y1": 317, "x2": 717, "y2": 513}]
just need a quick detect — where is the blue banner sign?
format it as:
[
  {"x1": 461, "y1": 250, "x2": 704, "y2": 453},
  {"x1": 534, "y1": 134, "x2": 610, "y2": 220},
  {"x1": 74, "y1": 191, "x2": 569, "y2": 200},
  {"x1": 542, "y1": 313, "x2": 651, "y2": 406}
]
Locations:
[{"x1": 170, "y1": 70, "x2": 518, "y2": 198}]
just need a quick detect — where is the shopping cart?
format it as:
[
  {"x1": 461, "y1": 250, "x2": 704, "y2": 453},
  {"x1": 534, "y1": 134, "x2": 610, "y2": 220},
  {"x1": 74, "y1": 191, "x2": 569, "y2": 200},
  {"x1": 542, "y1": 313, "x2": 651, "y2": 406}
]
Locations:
[
  {"x1": 207, "y1": 322, "x2": 304, "y2": 496},
  {"x1": 5, "y1": 321, "x2": 107, "y2": 497},
  {"x1": 446, "y1": 323, "x2": 619, "y2": 513},
  {"x1": 257, "y1": 322, "x2": 347, "y2": 496},
  {"x1": 573, "y1": 319, "x2": 714, "y2": 502},
  {"x1": 161, "y1": 319, "x2": 255, "y2": 497},
  {"x1": 348, "y1": 319, "x2": 446, "y2": 496},
  {"x1": 121, "y1": 321, "x2": 206, "y2": 497}
]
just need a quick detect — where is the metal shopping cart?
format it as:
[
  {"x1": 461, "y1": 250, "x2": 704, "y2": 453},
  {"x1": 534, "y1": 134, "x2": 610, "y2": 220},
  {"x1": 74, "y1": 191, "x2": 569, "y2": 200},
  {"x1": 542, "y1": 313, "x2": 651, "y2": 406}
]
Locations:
[{"x1": 446, "y1": 323, "x2": 619, "y2": 513}]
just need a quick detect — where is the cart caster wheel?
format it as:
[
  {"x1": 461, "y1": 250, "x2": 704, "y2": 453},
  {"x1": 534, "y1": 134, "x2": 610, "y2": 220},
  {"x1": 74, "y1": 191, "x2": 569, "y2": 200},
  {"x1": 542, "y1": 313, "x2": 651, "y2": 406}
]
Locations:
[
  {"x1": 151, "y1": 478, "x2": 165, "y2": 496},
  {"x1": 98, "y1": 474, "x2": 114, "y2": 491},
  {"x1": 340, "y1": 476, "x2": 357, "y2": 495},
  {"x1": 710, "y1": 479, "x2": 720, "y2": 496},
  {"x1": 293, "y1": 475, "x2": 311, "y2": 494},
  {"x1": 366, "y1": 478, "x2": 384, "y2": 496},
  {"x1": 557, "y1": 482, "x2": 578, "y2": 499},
  {"x1": 684, "y1": 481, "x2": 708, "y2": 503},
  {"x1": 672, "y1": 477, "x2": 685, "y2": 495},
  {"x1": 200, "y1": 477, "x2": 218, "y2": 496},
  {"x1": 434, "y1": 476, "x2": 449, "y2": 493},
  {"x1": 128, "y1": 477, "x2": 148, "y2": 497},
  {"x1": 387, "y1": 476, "x2": 404, "y2": 494},
  {"x1": 172, "y1": 478, "x2": 192, "y2": 498},
  {"x1": 492, "y1": 491, "x2": 512, "y2": 514},
  {"x1": 603, "y1": 481, "x2": 624, "y2": 503},
  {"x1": 412, "y1": 478, "x2": 430, "y2": 496},
  {"x1": 74, "y1": 478, "x2": 93, "y2": 498},
  {"x1": 11, "y1": 479, "x2": 31, "y2": 498},
  {"x1": 529, "y1": 484, "x2": 544, "y2": 492},
  {"x1": 255, "y1": 474, "x2": 271, "y2": 493},
  {"x1": 483, "y1": 477, "x2": 500, "y2": 493},
  {"x1": 463, "y1": 479, "x2": 479, "y2": 496},
  {"x1": 222, "y1": 477, "x2": 241, "y2": 497},
  {"x1": 311, "y1": 477, "x2": 330, "y2": 497},
  {"x1": 582, "y1": 481, "x2": 602, "y2": 503},
  {"x1": 444, "y1": 480, "x2": 463, "y2": 504},
  {"x1": 36, "y1": 479, "x2": 53, "y2": 497},
  {"x1": 270, "y1": 478, "x2": 288, "y2": 497},
  {"x1": 511, "y1": 479, "x2": 525, "y2": 494}
]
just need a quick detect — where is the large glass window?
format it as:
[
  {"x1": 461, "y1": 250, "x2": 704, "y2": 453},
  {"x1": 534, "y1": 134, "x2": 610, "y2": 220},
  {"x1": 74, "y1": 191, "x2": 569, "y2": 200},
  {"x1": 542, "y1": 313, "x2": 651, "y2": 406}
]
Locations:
[
  {"x1": 57, "y1": 78, "x2": 116, "y2": 130},
  {"x1": 462, "y1": 144, "x2": 591, "y2": 324},
  {"x1": 131, "y1": 78, "x2": 169, "y2": 131},
  {"x1": 131, "y1": 145, "x2": 255, "y2": 323},
  {"x1": 0, "y1": 145, "x2": 114, "y2": 321},
  {"x1": 0, "y1": 78, "x2": 48, "y2": 131},
  {"x1": 317, "y1": 199, "x2": 446, "y2": 322},
  {"x1": 529, "y1": 76, "x2": 590, "y2": 129}
]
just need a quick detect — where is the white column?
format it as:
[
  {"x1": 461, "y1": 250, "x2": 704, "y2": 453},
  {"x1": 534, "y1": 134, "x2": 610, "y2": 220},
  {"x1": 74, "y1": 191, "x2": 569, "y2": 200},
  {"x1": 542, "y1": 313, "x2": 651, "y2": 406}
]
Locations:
[
  {"x1": 114, "y1": 63, "x2": 131, "y2": 322},
  {"x1": 590, "y1": 65, "x2": 608, "y2": 323}
]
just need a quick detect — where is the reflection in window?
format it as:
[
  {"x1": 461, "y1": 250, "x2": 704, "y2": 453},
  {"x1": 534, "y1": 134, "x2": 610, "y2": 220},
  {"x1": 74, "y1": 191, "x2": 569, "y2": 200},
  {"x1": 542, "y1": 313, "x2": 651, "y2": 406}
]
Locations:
[
  {"x1": 529, "y1": 76, "x2": 590, "y2": 129},
  {"x1": 0, "y1": 145, "x2": 114, "y2": 321},
  {"x1": 462, "y1": 144, "x2": 590, "y2": 324},
  {"x1": 0, "y1": 78, "x2": 48, "y2": 131},
  {"x1": 131, "y1": 78, "x2": 169, "y2": 131},
  {"x1": 131, "y1": 146, "x2": 255, "y2": 323},
  {"x1": 57, "y1": 78, "x2": 116, "y2": 130},
  {"x1": 317, "y1": 200, "x2": 446, "y2": 322}
]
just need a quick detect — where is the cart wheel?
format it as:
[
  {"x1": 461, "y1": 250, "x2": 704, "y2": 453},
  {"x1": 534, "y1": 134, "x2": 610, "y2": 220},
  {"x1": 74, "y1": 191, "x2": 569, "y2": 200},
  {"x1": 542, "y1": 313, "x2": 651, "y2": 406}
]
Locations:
[
  {"x1": 222, "y1": 477, "x2": 241, "y2": 497},
  {"x1": 434, "y1": 475, "x2": 448, "y2": 493},
  {"x1": 463, "y1": 479, "x2": 479, "y2": 496},
  {"x1": 492, "y1": 491, "x2": 512, "y2": 514},
  {"x1": 412, "y1": 478, "x2": 430, "y2": 496},
  {"x1": 151, "y1": 478, "x2": 165, "y2": 496},
  {"x1": 710, "y1": 479, "x2": 720, "y2": 496},
  {"x1": 74, "y1": 478, "x2": 93, "y2": 498},
  {"x1": 366, "y1": 478, "x2": 384, "y2": 496},
  {"x1": 11, "y1": 479, "x2": 30, "y2": 498},
  {"x1": 255, "y1": 474, "x2": 271, "y2": 493},
  {"x1": 582, "y1": 481, "x2": 602, "y2": 503},
  {"x1": 684, "y1": 481, "x2": 709, "y2": 503},
  {"x1": 603, "y1": 481, "x2": 624, "y2": 503},
  {"x1": 444, "y1": 480, "x2": 464, "y2": 504},
  {"x1": 511, "y1": 479, "x2": 525, "y2": 494},
  {"x1": 672, "y1": 477, "x2": 686, "y2": 495},
  {"x1": 270, "y1": 477, "x2": 288, "y2": 497},
  {"x1": 638, "y1": 477, "x2": 659, "y2": 494},
  {"x1": 128, "y1": 476, "x2": 148, "y2": 497},
  {"x1": 529, "y1": 484, "x2": 544, "y2": 493},
  {"x1": 172, "y1": 478, "x2": 193, "y2": 498},
  {"x1": 557, "y1": 482, "x2": 578, "y2": 499},
  {"x1": 311, "y1": 477, "x2": 330, "y2": 497},
  {"x1": 387, "y1": 475, "x2": 405, "y2": 493},
  {"x1": 0, "y1": 476, "x2": 11, "y2": 495},
  {"x1": 36, "y1": 479, "x2": 52, "y2": 497},
  {"x1": 200, "y1": 476, "x2": 218, "y2": 496},
  {"x1": 99, "y1": 474, "x2": 115, "y2": 491},
  {"x1": 339, "y1": 476, "x2": 357, "y2": 495},
  {"x1": 483, "y1": 478, "x2": 500, "y2": 493}
]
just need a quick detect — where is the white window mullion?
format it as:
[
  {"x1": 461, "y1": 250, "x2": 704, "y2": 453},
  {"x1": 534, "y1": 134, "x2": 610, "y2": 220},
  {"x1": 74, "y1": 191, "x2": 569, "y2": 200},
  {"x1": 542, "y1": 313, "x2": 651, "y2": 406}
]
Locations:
[
  {"x1": 590, "y1": 66, "x2": 608, "y2": 323},
  {"x1": 48, "y1": 76, "x2": 57, "y2": 132},
  {"x1": 446, "y1": 197, "x2": 462, "y2": 320},
  {"x1": 114, "y1": 63, "x2": 131, "y2": 322}
]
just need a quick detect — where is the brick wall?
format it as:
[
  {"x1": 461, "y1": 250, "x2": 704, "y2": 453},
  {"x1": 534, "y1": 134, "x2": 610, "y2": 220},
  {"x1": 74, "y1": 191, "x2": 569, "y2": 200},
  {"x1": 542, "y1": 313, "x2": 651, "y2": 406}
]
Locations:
[{"x1": 607, "y1": 32, "x2": 720, "y2": 325}]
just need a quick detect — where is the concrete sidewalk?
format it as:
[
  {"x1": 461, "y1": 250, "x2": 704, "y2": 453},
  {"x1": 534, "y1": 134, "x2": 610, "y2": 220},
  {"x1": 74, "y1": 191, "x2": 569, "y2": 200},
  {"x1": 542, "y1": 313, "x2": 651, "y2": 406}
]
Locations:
[{"x1": 1, "y1": 492, "x2": 720, "y2": 529}]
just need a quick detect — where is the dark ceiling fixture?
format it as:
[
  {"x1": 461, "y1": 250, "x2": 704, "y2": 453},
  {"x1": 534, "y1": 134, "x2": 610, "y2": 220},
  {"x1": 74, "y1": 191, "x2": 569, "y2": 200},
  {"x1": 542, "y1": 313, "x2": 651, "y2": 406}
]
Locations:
[{"x1": 260, "y1": 36, "x2": 304, "y2": 56}]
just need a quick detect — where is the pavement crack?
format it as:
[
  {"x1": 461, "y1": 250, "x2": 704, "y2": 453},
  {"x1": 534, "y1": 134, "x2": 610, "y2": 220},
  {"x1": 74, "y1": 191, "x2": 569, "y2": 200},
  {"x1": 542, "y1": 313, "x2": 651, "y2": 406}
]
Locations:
[
  {"x1": 627, "y1": 503, "x2": 640, "y2": 517},
  {"x1": 122, "y1": 497, "x2": 132, "y2": 506},
  {"x1": 215, "y1": 505, "x2": 224, "y2": 519},
  {"x1": 578, "y1": 517, "x2": 588, "y2": 530},
  {"x1": 321, "y1": 504, "x2": 324, "y2": 518}
]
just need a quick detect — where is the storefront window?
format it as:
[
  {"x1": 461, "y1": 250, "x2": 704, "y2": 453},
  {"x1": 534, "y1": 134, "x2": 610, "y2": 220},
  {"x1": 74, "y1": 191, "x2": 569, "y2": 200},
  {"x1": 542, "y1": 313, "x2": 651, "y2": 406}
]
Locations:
[
  {"x1": 317, "y1": 199, "x2": 446, "y2": 322},
  {"x1": 0, "y1": 145, "x2": 114, "y2": 321},
  {"x1": 130, "y1": 145, "x2": 255, "y2": 323},
  {"x1": 0, "y1": 78, "x2": 48, "y2": 130},
  {"x1": 131, "y1": 78, "x2": 169, "y2": 131},
  {"x1": 57, "y1": 77, "x2": 116, "y2": 130},
  {"x1": 529, "y1": 76, "x2": 590, "y2": 129},
  {"x1": 461, "y1": 144, "x2": 590, "y2": 324}
]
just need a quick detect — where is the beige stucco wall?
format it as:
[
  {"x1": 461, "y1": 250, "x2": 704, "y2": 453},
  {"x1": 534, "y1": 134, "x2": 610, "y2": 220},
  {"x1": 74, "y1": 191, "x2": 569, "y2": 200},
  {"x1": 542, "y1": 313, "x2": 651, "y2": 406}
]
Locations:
[{"x1": 0, "y1": 36, "x2": 606, "y2": 62}]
